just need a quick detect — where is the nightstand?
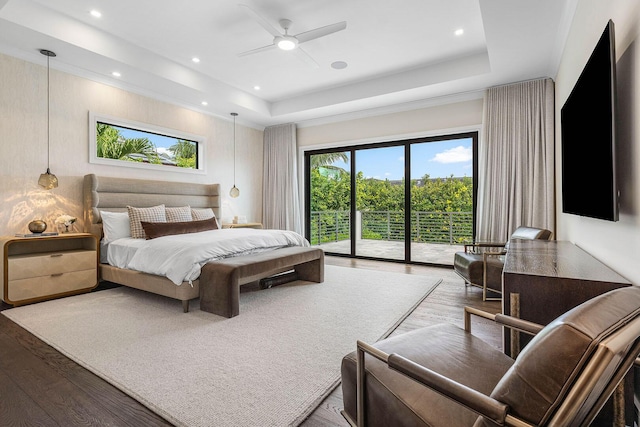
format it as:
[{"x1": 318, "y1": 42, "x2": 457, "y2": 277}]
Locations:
[
  {"x1": 222, "y1": 222, "x2": 263, "y2": 229},
  {"x1": 0, "y1": 233, "x2": 98, "y2": 306}
]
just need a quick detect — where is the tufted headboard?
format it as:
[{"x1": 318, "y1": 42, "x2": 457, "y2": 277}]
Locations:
[{"x1": 83, "y1": 174, "x2": 222, "y2": 240}]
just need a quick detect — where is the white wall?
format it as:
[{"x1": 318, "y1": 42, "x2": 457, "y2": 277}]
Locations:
[
  {"x1": 297, "y1": 97, "x2": 484, "y2": 148},
  {"x1": 555, "y1": 0, "x2": 640, "y2": 284},
  {"x1": 0, "y1": 53, "x2": 264, "y2": 236}
]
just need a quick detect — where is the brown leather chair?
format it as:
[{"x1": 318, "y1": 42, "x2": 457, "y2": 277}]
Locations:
[
  {"x1": 454, "y1": 226, "x2": 552, "y2": 300},
  {"x1": 341, "y1": 286, "x2": 640, "y2": 427}
]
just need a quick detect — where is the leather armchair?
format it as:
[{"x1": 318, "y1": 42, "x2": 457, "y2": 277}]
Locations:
[
  {"x1": 341, "y1": 286, "x2": 640, "y2": 426},
  {"x1": 453, "y1": 226, "x2": 552, "y2": 300}
]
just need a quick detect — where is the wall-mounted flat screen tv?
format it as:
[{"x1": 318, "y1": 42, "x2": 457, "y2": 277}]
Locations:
[{"x1": 561, "y1": 19, "x2": 618, "y2": 221}]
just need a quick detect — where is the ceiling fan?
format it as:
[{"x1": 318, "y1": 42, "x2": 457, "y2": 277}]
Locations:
[{"x1": 238, "y1": 4, "x2": 347, "y2": 68}]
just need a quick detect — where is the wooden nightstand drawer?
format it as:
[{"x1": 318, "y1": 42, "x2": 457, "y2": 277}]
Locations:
[
  {"x1": 1, "y1": 233, "x2": 98, "y2": 306},
  {"x1": 8, "y1": 249, "x2": 95, "y2": 280},
  {"x1": 8, "y1": 269, "x2": 96, "y2": 301}
]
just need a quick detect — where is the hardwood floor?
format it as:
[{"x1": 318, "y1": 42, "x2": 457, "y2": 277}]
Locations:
[
  {"x1": 300, "y1": 257, "x2": 502, "y2": 427},
  {"x1": 0, "y1": 257, "x2": 501, "y2": 426}
]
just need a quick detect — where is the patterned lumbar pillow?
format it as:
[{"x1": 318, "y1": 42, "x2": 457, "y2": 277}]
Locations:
[{"x1": 127, "y1": 205, "x2": 167, "y2": 239}]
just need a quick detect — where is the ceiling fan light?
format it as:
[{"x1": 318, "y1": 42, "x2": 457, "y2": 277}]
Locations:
[{"x1": 276, "y1": 36, "x2": 297, "y2": 51}]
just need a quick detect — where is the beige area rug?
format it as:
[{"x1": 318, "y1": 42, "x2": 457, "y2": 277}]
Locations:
[{"x1": 2, "y1": 265, "x2": 440, "y2": 427}]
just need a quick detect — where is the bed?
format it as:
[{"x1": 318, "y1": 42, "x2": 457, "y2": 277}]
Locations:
[{"x1": 83, "y1": 174, "x2": 323, "y2": 316}]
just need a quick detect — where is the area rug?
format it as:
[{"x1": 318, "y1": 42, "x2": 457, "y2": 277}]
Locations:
[{"x1": 2, "y1": 265, "x2": 440, "y2": 427}]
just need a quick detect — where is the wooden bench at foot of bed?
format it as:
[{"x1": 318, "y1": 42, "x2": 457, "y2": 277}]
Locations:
[{"x1": 199, "y1": 246, "x2": 325, "y2": 318}]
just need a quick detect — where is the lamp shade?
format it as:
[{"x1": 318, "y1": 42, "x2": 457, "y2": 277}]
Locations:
[
  {"x1": 229, "y1": 185, "x2": 240, "y2": 198},
  {"x1": 38, "y1": 168, "x2": 58, "y2": 190}
]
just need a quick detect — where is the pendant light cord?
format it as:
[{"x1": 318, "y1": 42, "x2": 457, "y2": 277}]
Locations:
[
  {"x1": 233, "y1": 114, "x2": 236, "y2": 184},
  {"x1": 46, "y1": 53, "x2": 50, "y2": 171},
  {"x1": 231, "y1": 112, "x2": 238, "y2": 185}
]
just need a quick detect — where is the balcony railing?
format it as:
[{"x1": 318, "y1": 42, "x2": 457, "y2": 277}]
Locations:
[{"x1": 310, "y1": 210, "x2": 473, "y2": 245}]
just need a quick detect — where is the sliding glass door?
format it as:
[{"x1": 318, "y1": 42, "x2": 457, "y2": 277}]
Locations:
[
  {"x1": 355, "y1": 145, "x2": 405, "y2": 260},
  {"x1": 308, "y1": 151, "x2": 351, "y2": 255},
  {"x1": 410, "y1": 138, "x2": 475, "y2": 264},
  {"x1": 305, "y1": 132, "x2": 477, "y2": 265}
]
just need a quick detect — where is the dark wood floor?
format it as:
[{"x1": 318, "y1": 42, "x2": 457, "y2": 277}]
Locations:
[{"x1": 0, "y1": 257, "x2": 501, "y2": 426}]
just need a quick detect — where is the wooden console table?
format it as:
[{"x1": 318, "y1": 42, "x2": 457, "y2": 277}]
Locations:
[
  {"x1": 502, "y1": 240, "x2": 632, "y2": 427},
  {"x1": 503, "y1": 240, "x2": 631, "y2": 354}
]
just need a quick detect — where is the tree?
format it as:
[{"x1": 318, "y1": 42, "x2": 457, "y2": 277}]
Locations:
[
  {"x1": 310, "y1": 152, "x2": 348, "y2": 169},
  {"x1": 96, "y1": 124, "x2": 159, "y2": 163},
  {"x1": 309, "y1": 171, "x2": 474, "y2": 244},
  {"x1": 96, "y1": 123, "x2": 119, "y2": 158},
  {"x1": 169, "y1": 139, "x2": 197, "y2": 169}
]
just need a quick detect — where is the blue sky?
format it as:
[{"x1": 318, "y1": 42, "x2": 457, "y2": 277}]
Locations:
[{"x1": 329, "y1": 137, "x2": 473, "y2": 180}]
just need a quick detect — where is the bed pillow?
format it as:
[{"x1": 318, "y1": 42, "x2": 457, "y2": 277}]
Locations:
[
  {"x1": 165, "y1": 206, "x2": 192, "y2": 222},
  {"x1": 127, "y1": 205, "x2": 167, "y2": 239},
  {"x1": 191, "y1": 207, "x2": 220, "y2": 228},
  {"x1": 141, "y1": 217, "x2": 218, "y2": 239},
  {"x1": 100, "y1": 211, "x2": 131, "y2": 242},
  {"x1": 191, "y1": 207, "x2": 214, "y2": 220}
]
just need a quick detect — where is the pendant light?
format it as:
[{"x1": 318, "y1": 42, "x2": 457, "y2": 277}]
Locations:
[
  {"x1": 38, "y1": 49, "x2": 58, "y2": 190},
  {"x1": 229, "y1": 112, "x2": 240, "y2": 198}
]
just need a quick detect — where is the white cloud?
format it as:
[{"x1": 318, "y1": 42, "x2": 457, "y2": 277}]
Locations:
[
  {"x1": 431, "y1": 146, "x2": 472, "y2": 164},
  {"x1": 398, "y1": 156, "x2": 404, "y2": 162},
  {"x1": 385, "y1": 172, "x2": 391, "y2": 176}
]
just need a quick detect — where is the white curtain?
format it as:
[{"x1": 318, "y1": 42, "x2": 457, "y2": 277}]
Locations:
[
  {"x1": 263, "y1": 123, "x2": 302, "y2": 233},
  {"x1": 476, "y1": 78, "x2": 555, "y2": 242}
]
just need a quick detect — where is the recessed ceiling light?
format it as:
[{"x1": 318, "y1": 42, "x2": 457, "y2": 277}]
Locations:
[
  {"x1": 192, "y1": 57, "x2": 200, "y2": 63},
  {"x1": 254, "y1": 85, "x2": 261, "y2": 91},
  {"x1": 331, "y1": 61, "x2": 348, "y2": 70},
  {"x1": 454, "y1": 28, "x2": 464, "y2": 36},
  {"x1": 201, "y1": 101, "x2": 208, "y2": 106},
  {"x1": 90, "y1": 10, "x2": 102, "y2": 18},
  {"x1": 111, "y1": 71, "x2": 121, "y2": 77}
]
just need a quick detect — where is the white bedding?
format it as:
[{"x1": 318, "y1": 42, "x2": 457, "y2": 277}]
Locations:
[
  {"x1": 105, "y1": 238, "x2": 147, "y2": 267},
  {"x1": 105, "y1": 228, "x2": 310, "y2": 285}
]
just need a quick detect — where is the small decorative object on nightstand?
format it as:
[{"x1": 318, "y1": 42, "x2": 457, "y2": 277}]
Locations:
[
  {"x1": 232, "y1": 215, "x2": 247, "y2": 224},
  {"x1": 28, "y1": 220, "x2": 47, "y2": 233},
  {"x1": 55, "y1": 214, "x2": 77, "y2": 233},
  {"x1": 0, "y1": 233, "x2": 98, "y2": 306}
]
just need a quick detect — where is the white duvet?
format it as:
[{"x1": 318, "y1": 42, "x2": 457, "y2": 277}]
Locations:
[{"x1": 110, "y1": 228, "x2": 309, "y2": 285}]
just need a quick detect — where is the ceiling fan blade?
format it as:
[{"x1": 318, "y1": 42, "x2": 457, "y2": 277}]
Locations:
[
  {"x1": 238, "y1": 4, "x2": 282, "y2": 38},
  {"x1": 295, "y1": 21, "x2": 347, "y2": 44},
  {"x1": 293, "y1": 46, "x2": 320, "y2": 68},
  {"x1": 238, "y1": 43, "x2": 277, "y2": 57}
]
